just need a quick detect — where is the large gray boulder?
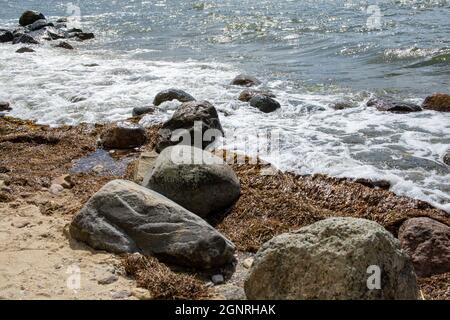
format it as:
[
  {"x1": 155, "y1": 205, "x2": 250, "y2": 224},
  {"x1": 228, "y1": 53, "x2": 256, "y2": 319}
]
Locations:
[
  {"x1": 69, "y1": 179, "x2": 235, "y2": 269},
  {"x1": 155, "y1": 100, "x2": 223, "y2": 152},
  {"x1": 245, "y1": 217, "x2": 418, "y2": 300},
  {"x1": 143, "y1": 146, "x2": 241, "y2": 218}
]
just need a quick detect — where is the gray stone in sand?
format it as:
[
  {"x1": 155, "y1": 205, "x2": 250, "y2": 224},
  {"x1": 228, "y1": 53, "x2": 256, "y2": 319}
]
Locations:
[
  {"x1": 69, "y1": 179, "x2": 235, "y2": 269},
  {"x1": 143, "y1": 146, "x2": 241, "y2": 218},
  {"x1": 245, "y1": 217, "x2": 418, "y2": 300}
]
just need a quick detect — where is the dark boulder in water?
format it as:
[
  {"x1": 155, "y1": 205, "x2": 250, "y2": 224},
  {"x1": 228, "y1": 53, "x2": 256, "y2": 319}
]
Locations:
[
  {"x1": 0, "y1": 31, "x2": 13, "y2": 43},
  {"x1": 153, "y1": 89, "x2": 195, "y2": 106},
  {"x1": 238, "y1": 89, "x2": 275, "y2": 102},
  {"x1": 19, "y1": 11, "x2": 45, "y2": 27},
  {"x1": 13, "y1": 34, "x2": 39, "y2": 45},
  {"x1": 75, "y1": 32, "x2": 95, "y2": 41},
  {"x1": 54, "y1": 41, "x2": 74, "y2": 50},
  {"x1": 0, "y1": 102, "x2": 11, "y2": 111},
  {"x1": 367, "y1": 97, "x2": 422, "y2": 113},
  {"x1": 56, "y1": 17, "x2": 68, "y2": 23},
  {"x1": 330, "y1": 101, "x2": 355, "y2": 110},
  {"x1": 132, "y1": 106, "x2": 155, "y2": 117},
  {"x1": 100, "y1": 122, "x2": 147, "y2": 149},
  {"x1": 422, "y1": 93, "x2": 450, "y2": 112},
  {"x1": 444, "y1": 153, "x2": 450, "y2": 166},
  {"x1": 155, "y1": 100, "x2": 223, "y2": 152},
  {"x1": 231, "y1": 74, "x2": 261, "y2": 87},
  {"x1": 16, "y1": 47, "x2": 35, "y2": 53},
  {"x1": 249, "y1": 95, "x2": 281, "y2": 113}
]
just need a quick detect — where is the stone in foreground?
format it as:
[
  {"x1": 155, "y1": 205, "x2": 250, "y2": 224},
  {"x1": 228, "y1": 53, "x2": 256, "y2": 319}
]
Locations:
[
  {"x1": 100, "y1": 122, "x2": 146, "y2": 149},
  {"x1": 143, "y1": 146, "x2": 241, "y2": 217},
  {"x1": 422, "y1": 93, "x2": 450, "y2": 112},
  {"x1": 153, "y1": 89, "x2": 195, "y2": 106},
  {"x1": 398, "y1": 217, "x2": 450, "y2": 277},
  {"x1": 155, "y1": 100, "x2": 223, "y2": 152},
  {"x1": 70, "y1": 179, "x2": 236, "y2": 269},
  {"x1": 245, "y1": 217, "x2": 418, "y2": 300}
]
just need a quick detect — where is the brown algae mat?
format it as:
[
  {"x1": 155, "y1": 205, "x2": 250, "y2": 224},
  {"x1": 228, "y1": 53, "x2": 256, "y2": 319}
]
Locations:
[{"x1": 0, "y1": 116, "x2": 448, "y2": 300}]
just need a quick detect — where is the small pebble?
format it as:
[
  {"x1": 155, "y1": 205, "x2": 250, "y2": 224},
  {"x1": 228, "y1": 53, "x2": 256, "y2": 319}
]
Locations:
[
  {"x1": 98, "y1": 274, "x2": 118, "y2": 285},
  {"x1": 243, "y1": 258, "x2": 254, "y2": 269},
  {"x1": 111, "y1": 290, "x2": 131, "y2": 299},
  {"x1": 211, "y1": 274, "x2": 224, "y2": 285}
]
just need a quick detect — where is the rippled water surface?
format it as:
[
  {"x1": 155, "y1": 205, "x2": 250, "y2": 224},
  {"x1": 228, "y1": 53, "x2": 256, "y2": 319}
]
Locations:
[{"x1": 1, "y1": 0, "x2": 449, "y2": 211}]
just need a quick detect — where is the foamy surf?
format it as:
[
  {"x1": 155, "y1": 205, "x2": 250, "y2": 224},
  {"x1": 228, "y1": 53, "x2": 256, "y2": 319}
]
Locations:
[{"x1": 1, "y1": 29, "x2": 449, "y2": 214}]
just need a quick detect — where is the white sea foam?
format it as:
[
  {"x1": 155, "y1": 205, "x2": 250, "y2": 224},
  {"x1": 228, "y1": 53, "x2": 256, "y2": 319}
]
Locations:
[{"x1": 1, "y1": 42, "x2": 449, "y2": 213}]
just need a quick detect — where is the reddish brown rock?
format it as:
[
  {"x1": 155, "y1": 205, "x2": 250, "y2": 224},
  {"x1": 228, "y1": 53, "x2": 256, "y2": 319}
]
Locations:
[
  {"x1": 100, "y1": 122, "x2": 146, "y2": 149},
  {"x1": 398, "y1": 217, "x2": 450, "y2": 277},
  {"x1": 422, "y1": 93, "x2": 450, "y2": 112},
  {"x1": 444, "y1": 153, "x2": 450, "y2": 166}
]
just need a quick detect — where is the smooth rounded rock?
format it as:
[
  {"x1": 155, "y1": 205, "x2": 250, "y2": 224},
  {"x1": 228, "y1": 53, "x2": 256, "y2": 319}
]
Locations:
[
  {"x1": 249, "y1": 95, "x2": 281, "y2": 113},
  {"x1": 69, "y1": 179, "x2": 236, "y2": 269},
  {"x1": 132, "y1": 106, "x2": 155, "y2": 117},
  {"x1": 143, "y1": 146, "x2": 241, "y2": 218},
  {"x1": 231, "y1": 74, "x2": 261, "y2": 87}
]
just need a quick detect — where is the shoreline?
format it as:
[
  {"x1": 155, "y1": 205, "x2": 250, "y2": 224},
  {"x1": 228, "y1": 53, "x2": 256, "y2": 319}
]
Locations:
[{"x1": 0, "y1": 115, "x2": 449, "y2": 300}]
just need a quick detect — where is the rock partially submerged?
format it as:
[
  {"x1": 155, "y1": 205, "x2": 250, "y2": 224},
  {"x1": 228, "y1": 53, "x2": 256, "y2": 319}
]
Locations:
[
  {"x1": 398, "y1": 217, "x2": 450, "y2": 277},
  {"x1": 0, "y1": 102, "x2": 11, "y2": 112},
  {"x1": 69, "y1": 179, "x2": 236, "y2": 269},
  {"x1": 2, "y1": 11, "x2": 95, "y2": 48},
  {"x1": 444, "y1": 153, "x2": 450, "y2": 166},
  {"x1": 143, "y1": 146, "x2": 241, "y2": 218},
  {"x1": 16, "y1": 47, "x2": 35, "y2": 53},
  {"x1": 0, "y1": 30, "x2": 13, "y2": 43},
  {"x1": 367, "y1": 97, "x2": 422, "y2": 113},
  {"x1": 132, "y1": 106, "x2": 155, "y2": 117},
  {"x1": 245, "y1": 217, "x2": 418, "y2": 300},
  {"x1": 99, "y1": 122, "x2": 146, "y2": 149},
  {"x1": 422, "y1": 93, "x2": 450, "y2": 112},
  {"x1": 231, "y1": 74, "x2": 261, "y2": 87},
  {"x1": 155, "y1": 100, "x2": 223, "y2": 153},
  {"x1": 238, "y1": 89, "x2": 275, "y2": 102},
  {"x1": 153, "y1": 89, "x2": 195, "y2": 106},
  {"x1": 54, "y1": 41, "x2": 74, "y2": 50},
  {"x1": 19, "y1": 11, "x2": 45, "y2": 27},
  {"x1": 249, "y1": 95, "x2": 281, "y2": 113}
]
